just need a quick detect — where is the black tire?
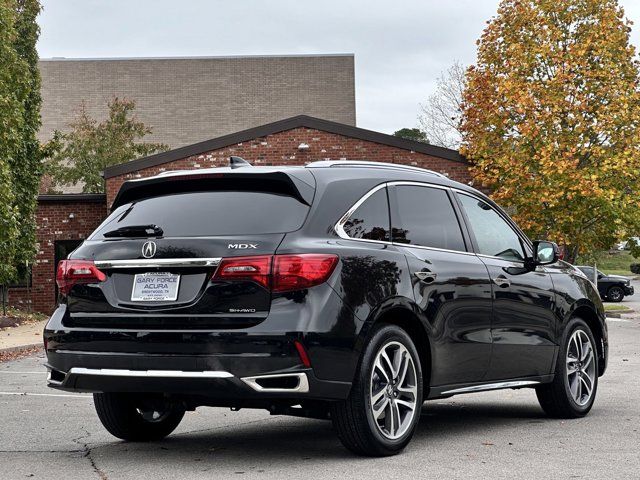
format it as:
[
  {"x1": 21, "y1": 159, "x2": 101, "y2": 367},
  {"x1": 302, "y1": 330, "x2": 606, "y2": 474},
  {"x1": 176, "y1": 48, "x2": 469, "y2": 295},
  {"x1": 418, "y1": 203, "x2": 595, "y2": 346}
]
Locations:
[
  {"x1": 94, "y1": 393, "x2": 185, "y2": 441},
  {"x1": 607, "y1": 286, "x2": 624, "y2": 303},
  {"x1": 536, "y1": 318, "x2": 598, "y2": 418},
  {"x1": 331, "y1": 324, "x2": 423, "y2": 456}
]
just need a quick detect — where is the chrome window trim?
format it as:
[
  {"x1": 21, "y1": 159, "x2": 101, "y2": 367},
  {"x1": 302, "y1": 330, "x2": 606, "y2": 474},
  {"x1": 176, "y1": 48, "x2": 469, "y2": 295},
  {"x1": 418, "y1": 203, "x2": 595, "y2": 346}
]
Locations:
[
  {"x1": 94, "y1": 258, "x2": 222, "y2": 269},
  {"x1": 67, "y1": 367, "x2": 233, "y2": 379},
  {"x1": 334, "y1": 182, "x2": 389, "y2": 241},
  {"x1": 476, "y1": 253, "x2": 526, "y2": 265},
  {"x1": 395, "y1": 242, "x2": 477, "y2": 257},
  {"x1": 334, "y1": 180, "x2": 473, "y2": 256}
]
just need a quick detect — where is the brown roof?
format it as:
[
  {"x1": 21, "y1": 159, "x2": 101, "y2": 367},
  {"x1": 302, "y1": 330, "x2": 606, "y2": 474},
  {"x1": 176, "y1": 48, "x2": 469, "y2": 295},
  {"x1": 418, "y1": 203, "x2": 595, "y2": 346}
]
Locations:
[{"x1": 102, "y1": 115, "x2": 466, "y2": 179}]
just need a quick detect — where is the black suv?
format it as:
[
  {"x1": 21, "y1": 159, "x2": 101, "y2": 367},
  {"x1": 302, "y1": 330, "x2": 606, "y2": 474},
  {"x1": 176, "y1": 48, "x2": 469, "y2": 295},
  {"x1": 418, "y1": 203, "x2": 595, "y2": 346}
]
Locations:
[
  {"x1": 44, "y1": 160, "x2": 608, "y2": 456},
  {"x1": 575, "y1": 266, "x2": 634, "y2": 302}
]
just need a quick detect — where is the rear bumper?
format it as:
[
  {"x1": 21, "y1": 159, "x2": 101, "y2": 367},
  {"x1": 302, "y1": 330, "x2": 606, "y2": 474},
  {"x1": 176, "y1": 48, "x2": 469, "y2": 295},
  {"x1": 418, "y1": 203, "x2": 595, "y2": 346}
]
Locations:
[
  {"x1": 44, "y1": 284, "x2": 361, "y2": 402},
  {"x1": 45, "y1": 363, "x2": 348, "y2": 402}
]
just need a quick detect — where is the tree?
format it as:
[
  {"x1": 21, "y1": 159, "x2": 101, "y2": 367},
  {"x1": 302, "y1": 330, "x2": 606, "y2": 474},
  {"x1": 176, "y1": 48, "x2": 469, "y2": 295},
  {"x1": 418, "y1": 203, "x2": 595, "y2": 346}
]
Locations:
[
  {"x1": 419, "y1": 61, "x2": 466, "y2": 149},
  {"x1": 393, "y1": 127, "x2": 429, "y2": 143},
  {"x1": 46, "y1": 98, "x2": 168, "y2": 193},
  {"x1": 11, "y1": 0, "x2": 42, "y2": 275},
  {"x1": 461, "y1": 0, "x2": 640, "y2": 263},
  {"x1": 0, "y1": 0, "x2": 27, "y2": 285}
]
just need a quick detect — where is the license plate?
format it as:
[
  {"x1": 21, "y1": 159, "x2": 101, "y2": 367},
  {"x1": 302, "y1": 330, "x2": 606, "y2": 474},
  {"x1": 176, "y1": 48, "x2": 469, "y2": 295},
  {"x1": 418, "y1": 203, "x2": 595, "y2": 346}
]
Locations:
[{"x1": 131, "y1": 272, "x2": 180, "y2": 302}]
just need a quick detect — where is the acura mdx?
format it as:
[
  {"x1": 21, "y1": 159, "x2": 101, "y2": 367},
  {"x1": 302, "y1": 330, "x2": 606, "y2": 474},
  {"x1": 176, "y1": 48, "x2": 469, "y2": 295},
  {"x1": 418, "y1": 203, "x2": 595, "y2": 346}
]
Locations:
[{"x1": 44, "y1": 159, "x2": 608, "y2": 456}]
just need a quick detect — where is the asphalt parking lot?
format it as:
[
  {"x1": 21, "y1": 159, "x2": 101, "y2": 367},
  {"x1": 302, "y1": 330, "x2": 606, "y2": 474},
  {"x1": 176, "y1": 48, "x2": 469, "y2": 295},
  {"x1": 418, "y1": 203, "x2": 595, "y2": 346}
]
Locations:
[{"x1": 1, "y1": 316, "x2": 638, "y2": 479}]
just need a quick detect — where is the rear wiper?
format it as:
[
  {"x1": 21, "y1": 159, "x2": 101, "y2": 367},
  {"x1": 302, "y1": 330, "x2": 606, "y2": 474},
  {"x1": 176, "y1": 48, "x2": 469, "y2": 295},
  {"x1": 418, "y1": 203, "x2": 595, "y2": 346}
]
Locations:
[{"x1": 103, "y1": 224, "x2": 164, "y2": 238}]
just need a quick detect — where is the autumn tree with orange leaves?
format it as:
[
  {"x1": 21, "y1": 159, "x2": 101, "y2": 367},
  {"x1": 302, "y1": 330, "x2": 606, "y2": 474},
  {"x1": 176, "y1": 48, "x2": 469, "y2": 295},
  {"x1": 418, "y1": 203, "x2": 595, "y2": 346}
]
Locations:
[{"x1": 461, "y1": 0, "x2": 640, "y2": 263}]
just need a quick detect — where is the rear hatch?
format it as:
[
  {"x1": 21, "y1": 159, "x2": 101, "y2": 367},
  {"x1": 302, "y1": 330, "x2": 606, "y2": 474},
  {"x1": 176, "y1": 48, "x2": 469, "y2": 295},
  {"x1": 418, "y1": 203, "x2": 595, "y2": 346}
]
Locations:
[{"x1": 60, "y1": 169, "x2": 315, "y2": 329}]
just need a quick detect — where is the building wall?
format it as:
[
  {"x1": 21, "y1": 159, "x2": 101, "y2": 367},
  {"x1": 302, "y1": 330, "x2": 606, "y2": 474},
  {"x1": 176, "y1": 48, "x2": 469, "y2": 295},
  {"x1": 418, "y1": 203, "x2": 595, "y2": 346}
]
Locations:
[
  {"x1": 106, "y1": 127, "x2": 471, "y2": 207},
  {"x1": 39, "y1": 55, "x2": 356, "y2": 149},
  {"x1": 8, "y1": 199, "x2": 106, "y2": 314}
]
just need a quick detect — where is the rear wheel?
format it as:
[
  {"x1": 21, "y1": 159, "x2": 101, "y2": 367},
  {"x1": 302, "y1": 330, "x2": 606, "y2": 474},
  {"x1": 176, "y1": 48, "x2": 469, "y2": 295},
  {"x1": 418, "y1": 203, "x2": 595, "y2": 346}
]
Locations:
[
  {"x1": 94, "y1": 393, "x2": 185, "y2": 441},
  {"x1": 536, "y1": 318, "x2": 598, "y2": 418},
  {"x1": 607, "y1": 286, "x2": 624, "y2": 302},
  {"x1": 332, "y1": 324, "x2": 423, "y2": 456}
]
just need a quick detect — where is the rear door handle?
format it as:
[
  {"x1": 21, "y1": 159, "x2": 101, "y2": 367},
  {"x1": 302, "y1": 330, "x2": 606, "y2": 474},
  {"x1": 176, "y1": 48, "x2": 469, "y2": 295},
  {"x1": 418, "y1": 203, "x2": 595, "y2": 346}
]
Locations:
[
  {"x1": 414, "y1": 271, "x2": 437, "y2": 283},
  {"x1": 493, "y1": 277, "x2": 511, "y2": 288}
]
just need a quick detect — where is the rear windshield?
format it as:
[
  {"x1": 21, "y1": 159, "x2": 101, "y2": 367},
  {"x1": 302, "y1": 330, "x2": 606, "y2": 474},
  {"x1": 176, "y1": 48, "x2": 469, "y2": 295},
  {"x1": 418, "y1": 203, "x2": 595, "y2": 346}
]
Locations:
[{"x1": 92, "y1": 191, "x2": 309, "y2": 238}]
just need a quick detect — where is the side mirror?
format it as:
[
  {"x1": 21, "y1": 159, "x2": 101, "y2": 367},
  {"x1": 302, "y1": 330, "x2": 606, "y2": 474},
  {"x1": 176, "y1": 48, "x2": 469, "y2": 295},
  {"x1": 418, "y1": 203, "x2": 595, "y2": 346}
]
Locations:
[{"x1": 531, "y1": 240, "x2": 559, "y2": 267}]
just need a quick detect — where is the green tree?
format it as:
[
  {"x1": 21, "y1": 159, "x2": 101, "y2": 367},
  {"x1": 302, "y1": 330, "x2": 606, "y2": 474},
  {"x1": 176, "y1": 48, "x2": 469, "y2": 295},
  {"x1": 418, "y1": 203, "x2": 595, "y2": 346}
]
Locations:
[
  {"x1": 0, "y1": 0, "x2": 27, "y2": 284},
  {"x1": 461, "y1": 0, "x2": 640, "y2": 263},
  {"x1": 10, "y1": 0, "x2": 42, "y2": 275},
  {"x1": 393, "y1": 128, "x2": 429, "y2": 143},
  {"x1": 46, "y1": 98, "x2": 168, "y2": 193}
]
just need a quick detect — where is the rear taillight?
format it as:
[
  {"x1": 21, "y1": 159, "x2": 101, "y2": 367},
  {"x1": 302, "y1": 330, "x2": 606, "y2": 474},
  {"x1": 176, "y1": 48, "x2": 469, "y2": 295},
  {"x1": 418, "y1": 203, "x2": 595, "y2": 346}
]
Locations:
[
  {"x1": 213, "y1": 255, "x2": 272, "y2": 289},
  {"x1": 273, "y1": 254, "x2": 339, "y2": 293},
  {"x1": 56, "y1": 260, "x2": 107, "y2": 296},
  {"x1": 212, "y1": 254, "x2": 338, "y2": 292}
]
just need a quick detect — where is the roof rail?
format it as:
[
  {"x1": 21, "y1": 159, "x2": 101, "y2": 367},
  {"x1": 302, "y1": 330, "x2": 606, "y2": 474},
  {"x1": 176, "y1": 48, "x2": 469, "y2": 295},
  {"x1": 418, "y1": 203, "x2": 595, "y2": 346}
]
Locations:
[{"x1": 306, "y1": 160, "x2": 447, "y2": 178}]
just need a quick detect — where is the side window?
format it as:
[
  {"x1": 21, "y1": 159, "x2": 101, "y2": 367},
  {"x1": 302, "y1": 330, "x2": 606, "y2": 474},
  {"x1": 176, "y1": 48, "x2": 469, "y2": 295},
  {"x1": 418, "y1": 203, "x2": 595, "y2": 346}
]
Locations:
[
  {"x1": 342, "y1": 187, "x2": 390, "y2": 241},
  {"x1": 580, "y1": 267, "x2": 594, "y2": 278},
  {"x1": 457, "y1": 193, "x2": 526, "y2": 262},
  {"x1": 390, "y1": 185, "x2": 466, "y2": 252}
]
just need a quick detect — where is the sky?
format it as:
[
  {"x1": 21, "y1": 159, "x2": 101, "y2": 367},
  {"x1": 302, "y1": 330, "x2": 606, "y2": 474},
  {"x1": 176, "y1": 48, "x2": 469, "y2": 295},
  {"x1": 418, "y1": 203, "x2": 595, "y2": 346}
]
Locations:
[{"x1": 36, "y1": 0, "x2": 640, "y2": 135}]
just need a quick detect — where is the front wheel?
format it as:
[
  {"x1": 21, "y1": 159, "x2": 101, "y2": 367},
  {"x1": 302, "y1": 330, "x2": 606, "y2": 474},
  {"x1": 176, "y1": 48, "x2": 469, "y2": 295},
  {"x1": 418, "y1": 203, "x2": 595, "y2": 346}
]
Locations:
[
  {"x1": 94, "y1": 393, "x2": 185, "y2": 441},
  {"x1": 536, "y1": 318, "x2": 598, "y2": 418},
  {"x1": 607, "y1": 286, "x2": 624, "y2": 303},
  {"x1": 332, "y1": 324, "x2": 423, "y2": 456}
]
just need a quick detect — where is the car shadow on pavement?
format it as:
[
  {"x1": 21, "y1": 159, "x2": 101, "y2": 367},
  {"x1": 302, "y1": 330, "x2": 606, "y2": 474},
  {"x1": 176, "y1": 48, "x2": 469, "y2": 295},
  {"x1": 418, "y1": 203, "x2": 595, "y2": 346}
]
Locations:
[
  {"x1": 84, "y1": 400, "x2": 547, "y2": 467},
  {"x1": 414, "y1": 400, "x2": 547, "y2": 441}
]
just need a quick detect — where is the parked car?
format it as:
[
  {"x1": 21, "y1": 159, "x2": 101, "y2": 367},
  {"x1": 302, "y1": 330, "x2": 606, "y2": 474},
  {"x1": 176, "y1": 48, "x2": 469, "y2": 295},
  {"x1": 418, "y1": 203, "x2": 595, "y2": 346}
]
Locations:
[
  {"x1": 44, "y1": 159, "x2": 608, "y2": 456},
  {"x1": 616, "y1": 236, "x2": 640, "y2": 250},
  {"x1": 575, "y1": 266, "x2": 634, "y2": 302}
]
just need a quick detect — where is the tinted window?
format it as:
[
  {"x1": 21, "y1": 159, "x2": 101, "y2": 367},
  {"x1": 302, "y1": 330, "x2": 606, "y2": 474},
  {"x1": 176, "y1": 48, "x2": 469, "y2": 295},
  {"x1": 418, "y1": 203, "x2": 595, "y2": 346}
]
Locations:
[
  {"x1": 578, "y1": 267, "x2": 594, "y2": 277},
  {"x1": 391, "y1": 186, "x2": 466, "y2": 251},
  {"x1": 92, "y1": 191, "x2": 309, "y2": 238},
  {"x1": 457, "y1": 193, "x2": 525, "y2": 261},
  {"x1": 342, "y1": 187, "x2": 390, "y2": 241}
]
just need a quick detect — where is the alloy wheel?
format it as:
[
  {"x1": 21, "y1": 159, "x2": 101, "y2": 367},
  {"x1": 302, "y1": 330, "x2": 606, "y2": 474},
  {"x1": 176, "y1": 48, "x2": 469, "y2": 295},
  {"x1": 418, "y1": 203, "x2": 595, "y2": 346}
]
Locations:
[
  {"x1": 608, "y1": 287, "x2": 623, "y2": 302},
  {"x1": 566, "y1": 329, "x2": 596, "y2": 407},
  {"x1": 369, "y1": 341, "x2": 418, "y2": 440}
]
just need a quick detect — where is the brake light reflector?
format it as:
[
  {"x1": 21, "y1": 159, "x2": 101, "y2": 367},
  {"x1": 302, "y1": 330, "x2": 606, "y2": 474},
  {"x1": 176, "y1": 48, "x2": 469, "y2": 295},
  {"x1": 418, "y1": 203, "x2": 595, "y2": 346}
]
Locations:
[
  {"x1": 212, "y1": 254, "x2": 338, "y2": 292},
  {"x1": 56, "y1": 260, "x2": 107, "y2": 295},
  {"x1": 294, "y1": 340, "x2": 312, "y2": 368},
  {"x1": 273, "y1": 254, "x2": 339, "y2": 293},
  {"x1": 213, "y1": 255, "x2": 272, "y2": 289}
]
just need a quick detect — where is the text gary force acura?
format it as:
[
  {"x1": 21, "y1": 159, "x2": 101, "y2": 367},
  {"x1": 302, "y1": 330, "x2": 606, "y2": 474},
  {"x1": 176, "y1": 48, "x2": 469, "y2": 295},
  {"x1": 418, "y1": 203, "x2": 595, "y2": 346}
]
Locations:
[{"x1": 44, "y1": 159, "x2": 608, "y2": 456}]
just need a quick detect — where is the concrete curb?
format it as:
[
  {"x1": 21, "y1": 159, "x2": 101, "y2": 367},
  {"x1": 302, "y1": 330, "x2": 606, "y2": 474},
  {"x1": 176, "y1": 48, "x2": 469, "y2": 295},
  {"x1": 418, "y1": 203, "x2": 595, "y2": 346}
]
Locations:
[
  {"x1": 605, "y1": 307, "x2": 635, "y2": 318},
  {"x1": 0, "y1": 343, "x2": 43, "y2": 356}
]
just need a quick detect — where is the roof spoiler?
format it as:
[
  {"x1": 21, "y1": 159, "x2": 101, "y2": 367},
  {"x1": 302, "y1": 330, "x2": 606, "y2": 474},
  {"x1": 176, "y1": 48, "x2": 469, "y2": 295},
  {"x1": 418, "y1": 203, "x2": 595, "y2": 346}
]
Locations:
[{"x1": 110, "y1": 169, "x2": 315, "y2": 211}]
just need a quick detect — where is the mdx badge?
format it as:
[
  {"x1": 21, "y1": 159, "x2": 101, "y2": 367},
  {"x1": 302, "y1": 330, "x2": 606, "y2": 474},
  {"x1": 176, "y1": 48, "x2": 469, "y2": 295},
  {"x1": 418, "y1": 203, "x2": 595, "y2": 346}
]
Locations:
[
  {"x1": 142, "y1": 241, "x2": 157, "y2": 258},
  {"x1": 228, "y1": 243, "x2": 258, "y2": 249}
]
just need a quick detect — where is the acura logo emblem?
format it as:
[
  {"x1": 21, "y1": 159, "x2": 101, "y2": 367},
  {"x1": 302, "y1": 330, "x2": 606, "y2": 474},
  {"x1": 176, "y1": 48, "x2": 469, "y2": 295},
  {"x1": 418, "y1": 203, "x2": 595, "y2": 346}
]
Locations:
[{"x1": 142, "y1": 241, "x2": 157, "y2": 258}]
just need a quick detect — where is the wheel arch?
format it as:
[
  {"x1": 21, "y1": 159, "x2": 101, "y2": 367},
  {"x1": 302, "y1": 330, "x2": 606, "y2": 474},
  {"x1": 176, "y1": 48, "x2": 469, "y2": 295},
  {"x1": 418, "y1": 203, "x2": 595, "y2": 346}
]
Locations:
[
  {"x1": 357, "y1": 298, "x2": 433, "y2": 392},
  {"x1": 569, "y1": 303, "x2": 607, "y2": 376}
]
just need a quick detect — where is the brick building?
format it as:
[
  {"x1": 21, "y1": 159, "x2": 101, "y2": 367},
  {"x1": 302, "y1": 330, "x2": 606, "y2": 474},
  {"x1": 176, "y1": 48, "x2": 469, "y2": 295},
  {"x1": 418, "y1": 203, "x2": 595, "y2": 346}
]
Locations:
[
  {"x1": 9, "y1": 115, "x2": 469, "y2": 314},
  {"x1": 39, "y1": 55, "x2": 356, "y2": 150}
]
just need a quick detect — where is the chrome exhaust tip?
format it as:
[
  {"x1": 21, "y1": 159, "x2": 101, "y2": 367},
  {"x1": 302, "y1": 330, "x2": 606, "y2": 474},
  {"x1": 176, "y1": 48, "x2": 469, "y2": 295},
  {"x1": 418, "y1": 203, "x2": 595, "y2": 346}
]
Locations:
[{"x1": 241, "y1": 372, "x2": 309, "y2": 393}]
